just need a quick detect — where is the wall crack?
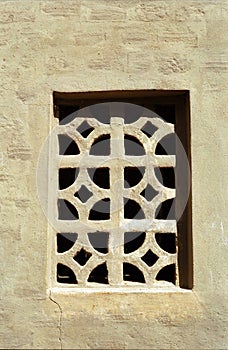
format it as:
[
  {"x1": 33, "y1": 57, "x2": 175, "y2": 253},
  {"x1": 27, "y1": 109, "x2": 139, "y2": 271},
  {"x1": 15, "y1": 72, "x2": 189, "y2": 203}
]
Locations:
[{"x1": 49, "y1": 291, "x2": 63, "y2": 350}]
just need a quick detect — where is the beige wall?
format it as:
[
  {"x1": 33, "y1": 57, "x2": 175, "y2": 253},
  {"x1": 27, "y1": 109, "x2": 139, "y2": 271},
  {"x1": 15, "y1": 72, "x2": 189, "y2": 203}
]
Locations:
[{"x1": 0, "y1": 0, "x2": 227, "y2": 348}]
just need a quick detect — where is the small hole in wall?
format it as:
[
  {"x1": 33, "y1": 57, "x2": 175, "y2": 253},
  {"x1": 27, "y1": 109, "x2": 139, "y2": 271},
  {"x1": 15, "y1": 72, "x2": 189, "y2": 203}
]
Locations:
[
  {"x1": 124, "y1": 167, "x2": 145, "y2": 188},
  {"x1": 59, "y1": 168, "x2": 79, "y2": 190},
  {"x1": 58, "y1": 134, "x2": 80, "y2": 155},
  {"x1": 141, "y1": 121, "x2": 158, "y2": 137},
  {"x1": 73, "y1": 248, "x2": 92, "y2": 266},
  {"x1": 89, "y1": 198, "x2": 110, "y2": 221},
  {"x1": 140, "y1": 184, "x2": 158, "y2": 201},
  {"x1": 88, "y1": 168, "x2": 110, "y2": 189},
  {"x1": 58, "y1": 199, "x2": 79, "y2": 220},
  {"x1": 88, "y1": 263, "x2": 109, "y2": 284},
  {"x1": 124, "y1": 198, "x2": 145, "y2": 219},
  {"x1": 155, "y1": 198, "x2": 175, "y2": 220},
  {"x1": 88, "y1": 232, "x2": 109, "y2": 254},
  {"x1": 90, "y1": 135, "x2": 110, "y2": 155},
  {"x1": 141, "y1": 250, "x2": 159, "y2": 267},
  {"x1": 124, "y1": 232, "x2": 145, "y2": 253},
  {"x1": 57, "y1": 233, "x2": 78, "y2": 253},
  {"x1": 156, "y1": 264, "x2": 176, "y2": 285},
  {"x1": 155, "y1": 233, "x2": 176, "y2": 254},
  {"x1": 74, "y1": 185, "x2": 93, "y2": 203},
  {"x1": 77, "y1": 121, "x2": 94, "y2": 138},
  {"x1": 154, "y1": 167, "x2": 175, "y2": 188},
  {"x1": 57, "y1": 263, "x2": 77, "y2": 284},
  {"x1": 124, "y1": 135, "x2": 145, "y2": 155},
  {"x1": 123, "y1": 263, "x2": 145, "y2": 283},
  {"x1": 155, "y1": 134, "x2": 176, "y2": 155}
]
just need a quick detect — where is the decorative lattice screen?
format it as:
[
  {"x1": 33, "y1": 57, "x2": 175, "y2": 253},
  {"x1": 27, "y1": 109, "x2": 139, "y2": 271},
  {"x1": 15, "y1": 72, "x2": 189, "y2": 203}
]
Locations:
[{"x1": 50, "y1": 102, "x2": 179, "y2": 289}]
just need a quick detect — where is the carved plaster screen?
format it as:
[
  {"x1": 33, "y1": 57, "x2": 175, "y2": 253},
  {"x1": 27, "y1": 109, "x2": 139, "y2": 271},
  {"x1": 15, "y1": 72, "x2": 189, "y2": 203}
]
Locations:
[{"x1": 49, "y1": 91, "x2": 192, "y2": 290}]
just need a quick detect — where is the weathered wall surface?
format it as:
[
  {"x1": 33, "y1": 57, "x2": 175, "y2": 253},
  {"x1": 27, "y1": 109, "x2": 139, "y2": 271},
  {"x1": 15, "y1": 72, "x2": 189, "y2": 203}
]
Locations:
[{"x1": 0, "y1": 0, "x2": 227, "y2": 348}]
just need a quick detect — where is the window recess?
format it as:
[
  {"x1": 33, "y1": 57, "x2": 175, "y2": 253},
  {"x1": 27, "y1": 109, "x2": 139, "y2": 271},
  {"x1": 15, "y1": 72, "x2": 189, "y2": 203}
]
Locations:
[{"x1": 50, "y1": 90, "x2": 192, "y2": 290}]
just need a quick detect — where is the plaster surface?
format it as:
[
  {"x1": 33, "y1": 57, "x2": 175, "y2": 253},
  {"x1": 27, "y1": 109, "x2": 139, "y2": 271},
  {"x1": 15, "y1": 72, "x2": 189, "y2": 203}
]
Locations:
[{"x1": 0, "y1": 1, "x2": 227, "y2": 348}]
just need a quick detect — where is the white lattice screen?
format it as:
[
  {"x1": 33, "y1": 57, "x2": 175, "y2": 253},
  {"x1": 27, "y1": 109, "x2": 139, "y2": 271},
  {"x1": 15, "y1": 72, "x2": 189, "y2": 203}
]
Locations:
[{"x1": 49, "y1": 102, "x2": 180, "y2": 289}]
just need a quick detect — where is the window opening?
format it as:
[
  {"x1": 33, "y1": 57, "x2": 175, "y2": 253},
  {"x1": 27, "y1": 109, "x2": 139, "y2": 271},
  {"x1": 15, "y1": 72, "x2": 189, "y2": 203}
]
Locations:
[{"x1": 51, "y1": 90, "x2": 192, "y2": 289}]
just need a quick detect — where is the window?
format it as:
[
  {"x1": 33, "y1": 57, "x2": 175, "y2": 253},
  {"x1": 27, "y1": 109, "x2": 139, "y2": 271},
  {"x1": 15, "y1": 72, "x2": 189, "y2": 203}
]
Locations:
[{"x1": 49, "y1": 90, "x2": 192, "y2": 290}]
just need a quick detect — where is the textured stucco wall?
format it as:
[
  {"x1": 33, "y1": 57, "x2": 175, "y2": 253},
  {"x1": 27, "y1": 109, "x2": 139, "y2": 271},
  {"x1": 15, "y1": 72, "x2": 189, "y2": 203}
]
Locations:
[{"x1": 0, "y1": 0, "x2": 227, "y2": 348}]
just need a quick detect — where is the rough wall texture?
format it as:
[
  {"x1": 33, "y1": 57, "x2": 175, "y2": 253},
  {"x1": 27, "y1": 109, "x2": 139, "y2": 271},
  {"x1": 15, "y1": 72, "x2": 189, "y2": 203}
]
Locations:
[{"x1": 0, "y1": 0, "x2": 227, "y2": 348}]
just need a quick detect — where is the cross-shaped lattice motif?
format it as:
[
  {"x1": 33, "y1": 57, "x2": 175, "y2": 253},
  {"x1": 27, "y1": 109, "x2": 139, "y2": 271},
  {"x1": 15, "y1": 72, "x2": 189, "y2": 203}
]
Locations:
[{"x1": 50, "y1": 106, "x2": 178, "y2": 289}]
